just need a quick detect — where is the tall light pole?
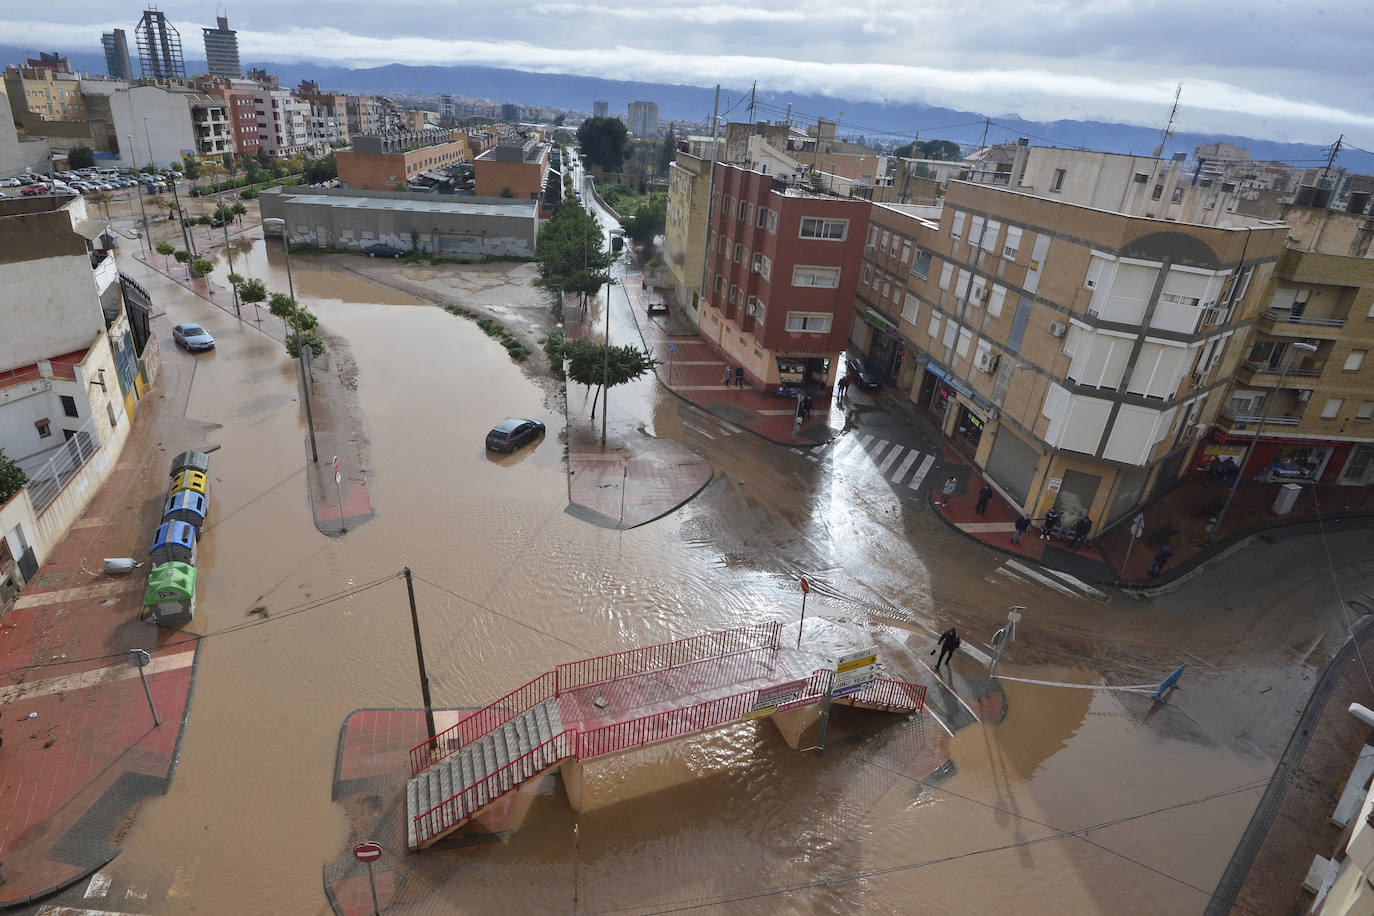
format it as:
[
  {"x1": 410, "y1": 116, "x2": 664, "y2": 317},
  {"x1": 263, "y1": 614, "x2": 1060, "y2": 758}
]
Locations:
[
  {"x1": 129, "y1": 135, "x2": 150, "y2": 255},
  {"x1": 142, "y1": 117, "x2": 155, "y2": 172},
  {"x1": 1210, "y1": 340, "x2": 1317, "y2": 542},
  {"x1": 219, "y1": 154, "x2": 241, "y2": 318},
  {"x1": 263, "y1": 217, "x2": 319, "y2": 463}
]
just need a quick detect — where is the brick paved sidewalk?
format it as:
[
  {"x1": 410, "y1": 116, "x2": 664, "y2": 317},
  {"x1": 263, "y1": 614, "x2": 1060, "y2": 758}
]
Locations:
[{"x1": 0, "y1": 276, "x2": 210, "y2": 906}]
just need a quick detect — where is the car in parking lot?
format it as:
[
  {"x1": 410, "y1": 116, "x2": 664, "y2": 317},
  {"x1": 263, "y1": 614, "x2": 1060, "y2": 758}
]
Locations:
[
  {"x1": 846, "y1": 354, "x2": 883, "y2": 389},
  {"x1": 171, "y1": 323, "x2": 216, "y2": 352},
  {"x1": 363, "y1": 243, "x2": 407, "y2": 258},
  {"x1": 485, "y1": 417, "x2": 544, "y2": 453},
  {"x1": 20, "y1": 184, "x2": 49, "y2": 196}
]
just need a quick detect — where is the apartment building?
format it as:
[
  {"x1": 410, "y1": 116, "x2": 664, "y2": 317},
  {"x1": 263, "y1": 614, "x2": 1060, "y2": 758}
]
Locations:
[
  {"x1": 628, "y1": 101, "x2": 659, "y2": 138},
  {"x1": 81, "y1": 83, "x2": 210, "y2": 168},
  {"x1": 253, "y1": 88, "x2": 310, "y2": 155},
  {"x1": 700, "y1": 162, "x2": 869, "y2": 391},
  {"x1": 3, "y1": 63, "x2": 87, "y2": 123},
  {"x1": 337, "y1": 129, "x2": 469, "y2": 190},
  {"x1": 663, "y1": 149, "x2": 713, "y2": 324},
  {"x1": 297, "y1": 84, "x2": 350, "y2": 149},
  {"x1": 474, "y1": 136, "x2": 550, "y2": 201},
  {"x1": 202, "y1": 15, "x2": 242, "y2": 79},
  {"x1": 1211, "y1": 201, "x2": 1374, "y2": 487},
  {"x1": 860, "y1": 179, "x2": 1286, "y2": 527}
]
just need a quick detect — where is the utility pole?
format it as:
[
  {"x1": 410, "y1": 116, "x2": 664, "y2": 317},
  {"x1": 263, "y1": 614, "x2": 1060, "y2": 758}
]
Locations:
[
  {"x1": 979, "y1": 117, "x2": 990, "y2": 151},
  {"x1": 1318, "y1": 134, "x2": 1344, "y2": 191},
  {"x1": 748, "y1": 81, "x2": 756, "y2": 120},
  {"x1": 403, "y1": 568, "x2": 436, "y2": 741},
  {"x1": 601, "y1": 277, "x2": 611, "y2": 446}
]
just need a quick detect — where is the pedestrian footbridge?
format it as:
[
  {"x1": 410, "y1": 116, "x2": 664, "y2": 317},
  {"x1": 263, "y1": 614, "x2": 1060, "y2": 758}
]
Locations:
[{"x1": 405, "y1": 622, "x2": 926, "y2": 849}]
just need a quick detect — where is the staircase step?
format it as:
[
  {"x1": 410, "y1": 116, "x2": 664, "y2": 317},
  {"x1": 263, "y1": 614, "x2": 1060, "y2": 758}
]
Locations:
[
  {"x1": 544, "y1": 696, "x2": 564, "y2": 735},
  {"x1": 439, "y1": 758, "x2": 454, "y2": 809},
  {"x1": 513, "y1": 712, "x2": 531, "y2": 757},
  {"x1": 406, "y1": 779, "x2": 419, "y2": 849},
  {"x1": 531, "y1": 702, "x2": 550, "y2": 744}
]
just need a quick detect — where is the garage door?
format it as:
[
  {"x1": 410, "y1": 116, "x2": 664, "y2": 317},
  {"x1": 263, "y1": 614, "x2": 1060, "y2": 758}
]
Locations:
[
  {"x1": 437, "y1": 232, "x2": 483, "y2": 255},
  {"x1": 985, "y1": 427, "x2": 1038, "y2": 504}
]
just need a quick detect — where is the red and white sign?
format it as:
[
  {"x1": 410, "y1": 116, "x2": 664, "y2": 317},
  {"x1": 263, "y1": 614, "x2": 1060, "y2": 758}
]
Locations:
[
  {"x1": 800, "y1": 576, "x2": 809, "y2": 595},
  {"x1": 352, "y1": 841, "x2": 383, "y2": 862},
  {"x1": 332, "y1": 455, "x2": 341, "y2": 485}
]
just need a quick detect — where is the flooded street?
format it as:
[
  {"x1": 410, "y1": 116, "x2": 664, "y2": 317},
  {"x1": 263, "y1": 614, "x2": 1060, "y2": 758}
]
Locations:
[{"x1": 56, "y1": 208, "x2": 1372, "y2": 914}]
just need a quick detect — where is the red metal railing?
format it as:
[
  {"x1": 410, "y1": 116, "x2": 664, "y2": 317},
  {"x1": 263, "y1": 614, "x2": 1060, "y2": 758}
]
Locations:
[
  {"x1": 577, "y1": 690, "x2": 756, "y2": 760},
  {"x1": 409, "y1": 671, "x2": 556, "y2": 776},
  {"x1": 840, "y1": 678, "x2": 927, "y2": 711},
  {"x1": 412, "y1": 730, "x2": 574, "y2": 847},
  {"x1": 555, "y1": 621, "x2": 781, "y2": 693}
]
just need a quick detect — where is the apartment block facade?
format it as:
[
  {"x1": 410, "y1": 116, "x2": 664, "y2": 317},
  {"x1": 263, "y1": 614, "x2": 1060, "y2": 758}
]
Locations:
[
  {"x1": 663, "y1": 149, "x2": 712, "y2": 319},
  {"x1": 337, "y1": 129, "x2": 470, "y2": 190},
  {"x1": 700, "y1": 163, "x2": 869, "y2": 391},
  {"x1": 1212, "y1": 203, "x2": 1374, "y2": 487},
  {"x1": 856, "y1": 180, "x2": 1286, "y2": 527},
  {"x1": 474, "y1": 137, "x2": 550, "y2": 201}
]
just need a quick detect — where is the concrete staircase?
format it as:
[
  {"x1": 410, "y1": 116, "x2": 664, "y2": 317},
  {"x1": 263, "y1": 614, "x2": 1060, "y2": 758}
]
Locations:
[{"x1": 406, "y1": 697, "x2": 565, "y2": 849}]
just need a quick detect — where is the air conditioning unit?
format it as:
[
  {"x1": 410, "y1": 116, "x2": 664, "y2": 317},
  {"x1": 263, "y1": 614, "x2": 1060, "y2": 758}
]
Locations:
[
  {"x1": 973, "y1": 287, "x2": 989, "y2": 301},
  {"x1": 1203, "y1": 307, "x2": 1228, "y2": 326},
  {"x1": 974, "y1": 351, "x2": 1000, "y2": 373},
  {"x1": 1048, "y1": 321, "x2": 1067, "y2": 338},
  {"x1": 1297, "y1": 389, "x2": 1312, "y2": 402},
  {"x1": 1186, "y1": 423, "x2": 1207, "y2": 438}
]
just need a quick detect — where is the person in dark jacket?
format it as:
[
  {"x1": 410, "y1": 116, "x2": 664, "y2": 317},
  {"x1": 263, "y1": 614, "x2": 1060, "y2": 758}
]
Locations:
[
  {"x1": 1041, "y1": 506, "x2": 1061, "y2": 540},
  {"x1": 1148, "y1": 544, "x2": 1173, "y2": 577},
  {"x1": 1069, "y1": 516, "x2": 1092, "y2": 548},
  {"x1": 1011, "y1": 513, "x2": 1031, "y2": 545},
  {"x1": 975, "y1": 484, "x2": 994, "y2": 514},
  {"x1": 931, "y1": 628, "x2": 961, "y2": 669}
]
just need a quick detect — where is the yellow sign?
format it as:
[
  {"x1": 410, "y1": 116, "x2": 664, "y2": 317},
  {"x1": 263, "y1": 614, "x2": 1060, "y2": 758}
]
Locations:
[{"x1": 837, "y1": 654, "x2": 877, "y2": 674}]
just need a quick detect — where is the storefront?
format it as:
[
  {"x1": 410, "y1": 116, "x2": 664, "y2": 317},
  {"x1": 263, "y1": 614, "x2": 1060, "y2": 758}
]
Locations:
[
  {"x1": 1208, "y1": 432, "x2": 1356, "y2": 484},
  {"x1": 862, "y1": 309, "x2": 905, "y2": 382},
  {"x1": 955, "y1": 403, "x2": 986, "y2": 450},
  {"x1": 918, "y1": 365, "x2": 955, "y2": 420},
  {"x1": 775, "y1": 353, "x2": 832, "y2": 396}
]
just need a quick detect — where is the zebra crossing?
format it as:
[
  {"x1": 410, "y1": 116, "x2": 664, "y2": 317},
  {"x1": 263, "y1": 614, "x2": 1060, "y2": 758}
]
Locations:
[
  {"x1": 791, "y1": 433, "x2": 937, "y2": 493},
  {"x1": 986, "y1": 557, "x2": 1110, "y2": 603}
]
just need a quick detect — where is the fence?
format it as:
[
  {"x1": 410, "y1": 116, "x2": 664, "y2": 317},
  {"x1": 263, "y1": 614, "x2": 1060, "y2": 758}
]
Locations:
[{"x1": 23, "y1": 416, "x2": 103, "y2": 514}]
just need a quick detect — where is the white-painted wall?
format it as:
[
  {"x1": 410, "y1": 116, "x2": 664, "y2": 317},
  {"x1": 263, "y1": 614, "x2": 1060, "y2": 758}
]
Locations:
[
  {"x1": 85, "y1": 84, "x2": 198, "y2": 168},
  {"x1": 0, "y1": 252, "x2": 105, "y2": 371}
]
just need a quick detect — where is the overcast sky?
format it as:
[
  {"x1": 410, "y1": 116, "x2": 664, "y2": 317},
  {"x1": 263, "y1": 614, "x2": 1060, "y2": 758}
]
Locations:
[{"x1": 5, "y1": 1, "x2": 1373, "y2": 147}]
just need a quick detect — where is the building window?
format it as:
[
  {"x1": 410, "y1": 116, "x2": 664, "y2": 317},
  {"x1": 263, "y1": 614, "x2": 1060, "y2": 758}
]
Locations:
[
  {"x1": 950, "y1": 210, "x2": 964, "y2": 239},
  {"x1": 107, "y1": 401, "x2": 119, "y2": 429},
  {"x1": 938, "y1": 262, "x2": 954, "y2": 291},
  {"x1": 718, "y1": 237, "x2": 728, "y2": 255},
  {"x1": 1357, "y1": 401, "x2": 1374, "y2": 421},
  {"x1": 733, "y1": 243, "x2": 744, "y2": 263},
  {"x1": 1052, "y1": 169, "x2": 1066, "y2": 192},
  {"x1": 1344, "y1": 349, "x2": 1367, "y2": 372},
  {"x1": 792, "y1": 265, "x2": 840, "y2": 288},
  {"x1": 714, "y1": 275, "x2": 723, "y2": 294},
  {"x1": 757, "y1": 207, "x2": 769, "y2": 228},
  {"x1": 60, "y1": 395, "x2": 79, "y2": 418},
  {"x1": 729, "y1": 285, "x2": 740, "y2": 305},
  {"x1": 799, "y1": 218, "x2": 847, "y2": 240},
  {"x1": 1003, "y1": 226, "x2": 1022, "y2": 260},
  {"x1": 1322, "y1": 397, "x2": 1344, "y2": 419},
  {"x1": 911, "y1": 250, "x2": 932, "y2": 279},
  {"x1": 785, "y1": 312, "x2": 832, "y2": 333},
  {"x1": 752, "y1": 253, "x2": 771, "y2": 280},
  {"x1": 767, "y1": 211, "x2": 778, "y2": 233},
  {"x1": 900, "y1": 241, "x2": 912, "y2": 264},
  {"x1": 35, "y1": 419, "x2": 51, "y2": 438}
]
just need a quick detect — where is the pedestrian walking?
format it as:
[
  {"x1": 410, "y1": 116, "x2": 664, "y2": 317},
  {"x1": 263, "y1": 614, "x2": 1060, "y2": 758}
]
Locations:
[
  {"x1": 1069, "y1": 516, "x2": 1092, "y2": 549},
  {"x1": 734, "y1": 366, "x2": 744, "y2": 388},
  {"x1": 975, "y1": 484, "x2": 994, "y2": 515},
  {"x1": 940, "y1": 476, "x2": 957, "y2": 507},
  {"x1": 800, "y1": 394, "x2": 813, "y2": 420},
  {"x1": 931, "y1": 627, "x2": 961, "y2": 669},
  {"x1": 1147, "y1": 544, "x2": 1173, "y2": 577},
  {"x1": 722, "y1": 364, "x2": 732, "y2": 386},
  {"x1": 837, "y1": 375, "x2": 850, "y2": 402},
  {"x1": 1041, "y1": 506, "x2": 1061, "y2": 540},
  {"x1": 1010, "y1": 513, "x2": 1030, "y2": 545}
]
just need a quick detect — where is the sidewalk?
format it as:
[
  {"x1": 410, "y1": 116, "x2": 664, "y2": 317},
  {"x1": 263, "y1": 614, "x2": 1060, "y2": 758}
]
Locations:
[
  {"x1": 929, "y1": 440, "x2": 1374, "y2": 589},
  {"x1": 0, "y1": 258, "x2": 213, "y2": 906}
]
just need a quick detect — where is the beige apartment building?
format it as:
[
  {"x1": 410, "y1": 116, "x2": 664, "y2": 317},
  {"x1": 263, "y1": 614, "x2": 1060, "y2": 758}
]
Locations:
[
  {"x1": 1212, "y1": 202, "x2": 1374, "y2": 487},
  {"x1": 3, "y1": 65, "x2": 86, "y2": 124},
  {"x1": 663, "y1": 149, "x2": 713, "y2": 323},
  {"x1": 853, "y1": 180, "x2": 1287, "y2": 528}
]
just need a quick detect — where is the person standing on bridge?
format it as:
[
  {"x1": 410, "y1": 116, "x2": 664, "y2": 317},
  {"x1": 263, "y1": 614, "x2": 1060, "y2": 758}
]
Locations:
[{"x1": 931, "y1": 627, "x2": 961, "y2": 669}]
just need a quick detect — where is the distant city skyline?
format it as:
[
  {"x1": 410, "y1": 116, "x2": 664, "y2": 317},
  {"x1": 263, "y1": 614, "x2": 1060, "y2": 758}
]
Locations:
[{"x1": 1, "y1": 1, "x2": 1371, "y2": 147}]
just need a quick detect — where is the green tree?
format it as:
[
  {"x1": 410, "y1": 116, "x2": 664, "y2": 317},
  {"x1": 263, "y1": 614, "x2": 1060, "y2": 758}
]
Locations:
[
  {"x1": 230, "y1": 202, "x2": 247, "y2": 220},
  {"x1": 191, "y1": 258, "x2": 214, "y2": 278},
  {"x1": 173, "y1": 250, "x2": 192, "y2": 264},
  {"x1": 68, "y1": 145, "x2": 95, "y2": 169},
  {"x1": 553, "y1": 113, "x2": 566, "y2": 127},
  {"x1": 896, "y1": 139, "x2": 963, "y2": 161},
  {"x1": 0, "y1": 447, "x2": 27, "y2": 503},
  {"x1": 155, "y1": 242, "x2": 175, "y2": 256},
  {"x1": 535, "y1": 199, "x2": 610, "y2": 292},
  {"x1": 303, "y1": 153, "x2": 337, "y2": 185},
  {"x1": 238, "y1": 277, "x2": 267, "y2": 313},
  {"x1": 564, "y1": 337, "x2": 657, "y2": 427},
  {"x1": 624, "y1": 195, "x2": 666, "y2": 245},
  {"x1": 576, "y1": 117, "x2": 631, "y2": 172},
  {"x1": 658, "y1": 125, "x2": 676, "y2": 175},
  {"x1": 180, "y1": 153, "x2": 201, "y2": 181}
]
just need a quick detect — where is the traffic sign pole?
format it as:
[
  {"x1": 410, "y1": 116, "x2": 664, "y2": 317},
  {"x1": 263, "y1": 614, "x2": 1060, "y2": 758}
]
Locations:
[
  {"x1": 1119, "y1": 513, "x2": 1145, "y2": 584},
  {"x1": 126, "y1": 649, "x2": 159, "y2": 726},
  {"x1": 667, "y1": 343, "x2": 677, "y2": 384},
  {"x1": 366, "y1": 861, "x2": 379, "y2": 915},
  {"x1": 352, "y1": 842, "x2": 384, "y2": 915},
  {"x1": 797, "y1": 576, "x2": 809, "y2": 649},
  {"x1": 333, "y1": 456, "x2": 346, "y2": 533}
]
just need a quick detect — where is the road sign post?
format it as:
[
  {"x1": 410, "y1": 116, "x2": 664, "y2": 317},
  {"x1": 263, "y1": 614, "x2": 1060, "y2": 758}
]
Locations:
[
  {"x1": 796, "y1": 576, "x2": 809, "y2": 649},
  {"x1": 1119, "y1": 513, "x2": 1145, "y2": 584},
  {"x1": 817, "y1": 647, "x2": 878, "y2": 756},
  {"x1": 988, "y1": 606, "x2": 1024, "y2": 677},
  {"x1": 126, "y1": 648, "x2": 159, "y2": 726},
  {"x1": 667, "y1": 343, "x2": 677, "y2": 384},
  {"x1": 352, "y1": 841, "x2": 383, "y2": 915},
  {"x1": 332, "y1": 456, "x2": 346, "y2": 533}
]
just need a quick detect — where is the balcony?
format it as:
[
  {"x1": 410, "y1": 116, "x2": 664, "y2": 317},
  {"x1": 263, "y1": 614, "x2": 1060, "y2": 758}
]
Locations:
[
  {"x1": 1221, "y1": 408, "x2": 1303, "y2": 427},
  {"x1": 1237, "y1": 358, "x2": 1326, "y2": 386},
  {"x1": 1258, "y1": 307, "x2": 1349, "y2": 340}
]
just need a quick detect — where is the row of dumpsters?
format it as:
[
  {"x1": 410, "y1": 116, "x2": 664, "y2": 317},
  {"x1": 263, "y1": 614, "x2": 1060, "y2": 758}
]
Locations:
[{"x1": 142, "y1": 450, "x2": 210, "y2": 624}]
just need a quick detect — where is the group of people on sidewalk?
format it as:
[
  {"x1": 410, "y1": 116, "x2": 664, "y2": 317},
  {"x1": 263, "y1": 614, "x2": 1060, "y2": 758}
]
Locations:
[{"x1": 940, "y1": 477, "x2": 1096, "y2": 550}]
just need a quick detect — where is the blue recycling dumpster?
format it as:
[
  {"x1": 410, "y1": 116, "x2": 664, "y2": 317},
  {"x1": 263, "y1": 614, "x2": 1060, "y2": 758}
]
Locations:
[
  {"x1": 162, "y1": 490, "x2": 207, "y2": 534},
  {"x1": 169, "y1": 449, "x2": 210, "y2": 478},
  {"x1": 149, "y1": 520, "x2": 197, "y2": 566}
]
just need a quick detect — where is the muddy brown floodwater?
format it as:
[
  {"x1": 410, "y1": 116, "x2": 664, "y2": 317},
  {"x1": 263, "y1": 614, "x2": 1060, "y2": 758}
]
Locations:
[{"x1": 82, "y1": 238, "x2": 1284, "y2": 915}]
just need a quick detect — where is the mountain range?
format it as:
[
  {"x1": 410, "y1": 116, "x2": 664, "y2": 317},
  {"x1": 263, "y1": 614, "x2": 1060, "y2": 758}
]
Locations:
[{"x1": 6, "y1": 44, "x2": 1371, "y2": 174}]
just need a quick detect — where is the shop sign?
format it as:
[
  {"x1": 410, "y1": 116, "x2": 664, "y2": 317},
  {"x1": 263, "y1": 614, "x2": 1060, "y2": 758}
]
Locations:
[
  {"x1": 1046, "y1": 476, "x2": 1062, "y2": 494},
  {"x1": 924, "y1": 361, "x2": 972, "y2": 399},
  {"x1": 863, "y1": 308, "x2": 899, "y2": 334}
]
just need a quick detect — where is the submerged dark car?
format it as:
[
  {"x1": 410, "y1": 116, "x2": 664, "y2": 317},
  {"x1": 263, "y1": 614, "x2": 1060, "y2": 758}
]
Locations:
[
  {"x1": 172, "y1": 323, "x2": 215, "y2": 351},
  {"x1": 485, "y1": 418, "x2": 545, "y2": 453},
  {"x1": 847, "y1": 354, "x2": 882, "y2": 389},
  {"x1": 363, "y1": 243, "x2": 407, "y2": 258}
]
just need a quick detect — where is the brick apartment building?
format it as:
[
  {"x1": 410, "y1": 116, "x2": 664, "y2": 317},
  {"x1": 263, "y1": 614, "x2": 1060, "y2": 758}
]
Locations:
[
  {"x1": 336, "y1": 129, "x2": 469, "y2": 190},
  {"x1": 855, "y1": 180, "x2": 1287, "y2": 527},
  {"x1": 700, "y1": 163, "x2": 869, "y2": 391},
  {"x1": 474, "y1": 136, "x2": 550, "y2": 202}
]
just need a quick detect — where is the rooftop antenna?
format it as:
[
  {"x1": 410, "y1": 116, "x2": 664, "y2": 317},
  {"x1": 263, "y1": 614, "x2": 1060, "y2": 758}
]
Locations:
[{"x1": 1152, "y1": 83, "x2": 1182, "y2": 158}]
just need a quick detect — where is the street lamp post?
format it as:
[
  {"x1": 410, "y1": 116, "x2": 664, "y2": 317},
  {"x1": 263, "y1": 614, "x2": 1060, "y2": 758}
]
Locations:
[
  {"x1": 129, "y1": 135, "x2": 150, "y2": 255},
  {"x1": 263, "y1": 217, "x2": 319, "y2": 463},
  {"x1": 1209, "y1": 340, "x2": 1317, "y2": 542},
  {"x1": 219, "y1": 154, "x2": 241, "y2": 318}
]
